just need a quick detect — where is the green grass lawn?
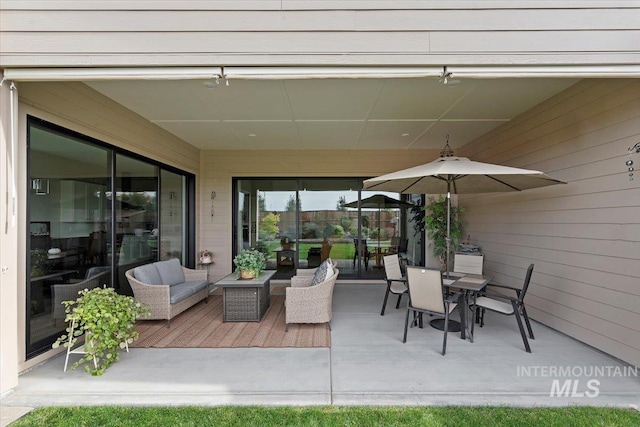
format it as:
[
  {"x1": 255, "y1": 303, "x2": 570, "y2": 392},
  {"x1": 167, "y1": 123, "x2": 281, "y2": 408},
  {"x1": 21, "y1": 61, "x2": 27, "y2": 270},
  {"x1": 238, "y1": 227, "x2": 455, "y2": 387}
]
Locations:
[
  {"x1": 11, "y1": 406, "x2": 640, "y2": 427},
  {"x1": 264, "y1": 241, "x2": 359, "y2": 260}
]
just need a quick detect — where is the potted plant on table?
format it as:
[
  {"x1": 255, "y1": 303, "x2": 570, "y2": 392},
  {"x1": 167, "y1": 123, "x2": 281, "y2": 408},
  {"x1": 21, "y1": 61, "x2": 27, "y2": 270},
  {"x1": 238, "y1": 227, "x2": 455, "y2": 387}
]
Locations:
[
  {"x1": 199, "y1": 249, "x2": 212, "y2": 264},
  {"x1": 234, "y1": 248, "x2": 267, "y2": 279},
  {"x1": 423, "y1": 195, "x2": 464, "y2": 271},
  {"x1": 52, "y1": 287, "x2": 150, "y2": 376}
]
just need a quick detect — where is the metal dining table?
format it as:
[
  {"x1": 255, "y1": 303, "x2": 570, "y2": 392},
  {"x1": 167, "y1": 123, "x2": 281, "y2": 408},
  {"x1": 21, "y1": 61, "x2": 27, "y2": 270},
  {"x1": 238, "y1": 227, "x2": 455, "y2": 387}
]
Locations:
[{"x1": 441, "y1": 273, "x2": 493, "y2": 342}]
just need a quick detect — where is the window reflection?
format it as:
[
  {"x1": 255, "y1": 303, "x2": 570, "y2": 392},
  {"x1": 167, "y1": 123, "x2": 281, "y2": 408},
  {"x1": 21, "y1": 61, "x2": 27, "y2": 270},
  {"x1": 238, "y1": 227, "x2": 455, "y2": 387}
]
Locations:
[
  {"x1": 115, "y1": 154, "x2": 158, "y2": 294},
  {"x1": 234, "y1": 178, "x2": 415, "y2": 280},
  {"x1": 27, "y1": 118, "x2": 193, "y2": 359}
]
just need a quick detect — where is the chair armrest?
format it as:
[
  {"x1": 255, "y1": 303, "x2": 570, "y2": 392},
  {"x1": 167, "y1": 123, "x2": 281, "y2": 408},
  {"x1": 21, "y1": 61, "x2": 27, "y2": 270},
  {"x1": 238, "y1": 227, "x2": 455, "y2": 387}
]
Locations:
[
  {"x1": 486, "y1": 283, "x2": 521, "y2": 295},
  {"x1": 182, "y1": 267, "x2": 208, "y2": 282},
  {"x1": 286, "y1": 281, "x2": 333, "y2": 302},
  {"x1": 477, "y1": 291, "x2": 518, "y2": 303},
  {"x1": 125, "y1": 269, "x2": 170, "y2": 319}
]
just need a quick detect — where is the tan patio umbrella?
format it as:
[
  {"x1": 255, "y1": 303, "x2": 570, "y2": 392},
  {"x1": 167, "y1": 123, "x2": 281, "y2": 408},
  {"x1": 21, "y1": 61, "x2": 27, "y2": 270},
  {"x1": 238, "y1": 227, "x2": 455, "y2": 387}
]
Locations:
[{"x1": 363, "y1": 143, "x2": 565, "y2": 276}]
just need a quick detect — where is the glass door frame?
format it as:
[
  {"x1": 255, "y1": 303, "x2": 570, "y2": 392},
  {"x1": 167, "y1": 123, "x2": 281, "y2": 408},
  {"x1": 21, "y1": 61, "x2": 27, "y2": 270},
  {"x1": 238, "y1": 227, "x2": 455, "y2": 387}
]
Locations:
[
  {"x1": 232, "y1": 177, "x2": 418, "y2": 279},
  {"x1": 26, "y1": 115, "x2": 196, "y2": 359}
]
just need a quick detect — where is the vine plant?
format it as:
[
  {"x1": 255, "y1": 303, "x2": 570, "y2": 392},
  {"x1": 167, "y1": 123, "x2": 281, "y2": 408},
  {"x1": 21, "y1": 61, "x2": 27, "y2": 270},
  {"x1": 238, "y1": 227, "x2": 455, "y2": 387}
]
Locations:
[{"x1": 53, "y1": 287, "x2": 150, "y2": 376}]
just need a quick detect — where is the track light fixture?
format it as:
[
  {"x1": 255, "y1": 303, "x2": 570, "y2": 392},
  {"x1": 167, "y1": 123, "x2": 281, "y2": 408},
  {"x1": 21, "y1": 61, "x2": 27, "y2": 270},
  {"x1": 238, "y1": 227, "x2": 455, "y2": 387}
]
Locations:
[{"x1": 439, "y1": 67, "x2": 452, "y2": 85}]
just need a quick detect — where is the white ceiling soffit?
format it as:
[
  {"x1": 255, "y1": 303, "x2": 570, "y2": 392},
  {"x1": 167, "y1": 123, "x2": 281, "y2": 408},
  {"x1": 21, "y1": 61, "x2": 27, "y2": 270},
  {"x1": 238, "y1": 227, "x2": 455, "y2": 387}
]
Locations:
[{"x1": 10, "y1": 65, "x2": 639, "y2": 151}]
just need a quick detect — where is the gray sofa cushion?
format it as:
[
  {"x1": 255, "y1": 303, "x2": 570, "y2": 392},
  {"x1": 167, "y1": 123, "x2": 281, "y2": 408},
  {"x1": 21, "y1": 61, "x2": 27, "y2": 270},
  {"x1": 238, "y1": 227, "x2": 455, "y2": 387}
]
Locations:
[
  {"x1": 155, "y1": 258, "x2": 185, "y2": 286},
  {"x1": 133, "y1": 264, "x2": 162, "y2": 285},
  {"x1": 169, "y1": 282, "x2": 194, "y2": 304},
  {"x1": 183, "y1": 280, "x2": 209, "y2": 294}
]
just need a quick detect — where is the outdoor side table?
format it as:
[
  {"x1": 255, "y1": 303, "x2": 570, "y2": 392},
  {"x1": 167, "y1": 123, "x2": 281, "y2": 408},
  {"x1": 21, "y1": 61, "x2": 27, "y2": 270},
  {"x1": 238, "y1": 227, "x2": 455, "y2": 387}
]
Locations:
[{"x1": 214, "y1": 270, "x2": 276, "y2": 322}]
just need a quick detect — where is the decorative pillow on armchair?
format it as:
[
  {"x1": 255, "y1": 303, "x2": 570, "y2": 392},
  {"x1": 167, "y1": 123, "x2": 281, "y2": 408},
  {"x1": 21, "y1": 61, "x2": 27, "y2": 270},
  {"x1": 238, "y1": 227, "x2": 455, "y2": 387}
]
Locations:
[{"x1": 311, "y1": 259, "x2": 334, "y2": 286}]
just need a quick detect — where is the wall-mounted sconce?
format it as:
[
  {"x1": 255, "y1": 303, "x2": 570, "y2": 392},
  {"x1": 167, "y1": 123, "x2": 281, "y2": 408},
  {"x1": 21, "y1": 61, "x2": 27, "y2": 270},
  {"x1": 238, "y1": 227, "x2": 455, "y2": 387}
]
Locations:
[
  {"x1": 627, "y1": 142, "x2": 640, "y2": 181},
  {"x1": 210, "y1": 191, "x2": 216, "y2": 220},
  {"x1": 31, "y1": 178, "x2": 49, "y2": 195}
]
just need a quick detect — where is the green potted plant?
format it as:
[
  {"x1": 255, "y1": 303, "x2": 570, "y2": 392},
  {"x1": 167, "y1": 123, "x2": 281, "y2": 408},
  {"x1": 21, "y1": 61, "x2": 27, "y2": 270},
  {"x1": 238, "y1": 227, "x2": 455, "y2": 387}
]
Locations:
[
  {"x1": 52, "y1": 287, "x2": 150, "y2": 376},
  {"x1": 234, "y1": 248, "x2": 267, "y2": 279},
  {"x1": 423, "y1": 195, "x2": 464, "y2": 271}
]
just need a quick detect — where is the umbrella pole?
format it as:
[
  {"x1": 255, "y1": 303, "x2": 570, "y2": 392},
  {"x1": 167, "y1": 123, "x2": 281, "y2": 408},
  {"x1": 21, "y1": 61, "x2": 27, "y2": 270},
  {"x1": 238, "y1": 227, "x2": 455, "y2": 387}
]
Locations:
[
  {"x1": 446, "y1": 190, "x2": 451, "y2": 278},
  {"x1": 378, "y1": 208, "x2": 381, "y2": 253}
]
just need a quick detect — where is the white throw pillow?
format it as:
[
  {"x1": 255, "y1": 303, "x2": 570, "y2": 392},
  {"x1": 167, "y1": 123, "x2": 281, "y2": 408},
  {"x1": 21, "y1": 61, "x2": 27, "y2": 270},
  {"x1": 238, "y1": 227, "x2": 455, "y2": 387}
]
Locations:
[{"x1": 324, "y1": 260, "x2": 334, "y2": 281}]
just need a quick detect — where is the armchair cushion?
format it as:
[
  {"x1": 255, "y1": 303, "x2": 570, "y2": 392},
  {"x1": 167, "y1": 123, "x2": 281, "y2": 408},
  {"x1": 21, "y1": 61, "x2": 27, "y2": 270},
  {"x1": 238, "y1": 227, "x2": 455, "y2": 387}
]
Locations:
[
  {"x1": 134, "y1": 264, "x2": 162, "y2": 285},
  {"x1": 311, "y1": 259, "x2": 333, "y2": 286},
  {"x1": 154, "y1": 258, "x2": 185, "y2": 286}
]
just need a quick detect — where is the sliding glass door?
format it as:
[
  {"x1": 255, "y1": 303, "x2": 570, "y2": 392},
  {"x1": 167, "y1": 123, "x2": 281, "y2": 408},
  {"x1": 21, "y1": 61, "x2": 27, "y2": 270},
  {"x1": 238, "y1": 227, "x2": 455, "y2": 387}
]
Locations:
[
  {"x1": 26, "y1": 116, "x2": 194, "y2": 359},
  {"x1": 234, "y1": 178, "x2": 419, "y2": 280}
]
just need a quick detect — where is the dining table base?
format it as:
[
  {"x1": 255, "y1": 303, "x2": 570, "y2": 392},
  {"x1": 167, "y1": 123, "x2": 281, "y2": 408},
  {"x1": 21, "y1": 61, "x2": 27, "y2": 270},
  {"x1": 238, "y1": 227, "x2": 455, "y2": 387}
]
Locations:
[{"x1": 429, "y1": 318, "x2": 462, "y2": 333}]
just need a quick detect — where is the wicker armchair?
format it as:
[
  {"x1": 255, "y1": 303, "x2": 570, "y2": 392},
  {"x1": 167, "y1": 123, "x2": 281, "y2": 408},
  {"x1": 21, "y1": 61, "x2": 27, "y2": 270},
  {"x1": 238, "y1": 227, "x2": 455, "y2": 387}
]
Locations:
[{"x1": 285, "y1": 268, "x2": 339, "y2": 331}]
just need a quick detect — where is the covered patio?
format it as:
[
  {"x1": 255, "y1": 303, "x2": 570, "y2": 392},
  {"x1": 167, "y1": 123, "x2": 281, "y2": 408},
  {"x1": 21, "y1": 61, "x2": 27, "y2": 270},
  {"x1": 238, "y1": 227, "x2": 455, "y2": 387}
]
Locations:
[{"x1": 3, "y1": 283, "x2": 638, "y2": 408}]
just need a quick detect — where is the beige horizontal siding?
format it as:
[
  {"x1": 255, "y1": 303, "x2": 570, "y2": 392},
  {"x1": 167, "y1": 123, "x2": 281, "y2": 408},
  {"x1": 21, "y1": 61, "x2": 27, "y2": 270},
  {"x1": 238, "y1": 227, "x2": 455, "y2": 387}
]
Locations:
[
  {"x1": 1, "y1": 3, "x2": 639, "y2": 67},
  {"x1": 457, "y1": 78, "x2": 640, "y2": 367},
  {"x1": 3, "y1": 31, "x2": 638, "y2": 54},
  {"x1": 4, "y1": 9, "x2": 639, "y2": 31},
  {"x1": 2, "y1": 1, "x2": 635, "y2": 10}
]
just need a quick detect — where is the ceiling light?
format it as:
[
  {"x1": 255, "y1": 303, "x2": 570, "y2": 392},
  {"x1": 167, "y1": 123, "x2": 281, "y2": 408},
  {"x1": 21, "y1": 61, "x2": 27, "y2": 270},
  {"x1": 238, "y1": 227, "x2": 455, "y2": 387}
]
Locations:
[
  {"x1": 248, "y1": 134, "x2": 256, "y2": 137},
  {"x1": 401, "y1": 133, "x2": 410, "y2": 137},
  {"x1": 439, "y1": 67, "x2": 461, "y2": 87}
]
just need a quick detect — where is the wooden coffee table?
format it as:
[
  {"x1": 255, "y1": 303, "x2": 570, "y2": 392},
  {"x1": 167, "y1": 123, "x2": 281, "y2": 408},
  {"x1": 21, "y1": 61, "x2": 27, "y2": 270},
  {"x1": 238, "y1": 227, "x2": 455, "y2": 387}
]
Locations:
[{"x1": 214, "y1": 270, "x2": 276, "y2": 322}]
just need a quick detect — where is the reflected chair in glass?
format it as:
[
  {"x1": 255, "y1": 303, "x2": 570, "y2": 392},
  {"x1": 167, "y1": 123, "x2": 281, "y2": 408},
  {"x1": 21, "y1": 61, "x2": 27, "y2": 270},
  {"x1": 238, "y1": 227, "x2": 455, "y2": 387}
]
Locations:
[
  {"x1": 352, "y1": 238, "x2": 371, "y2": 270},
  {"x1": 87, "y1": 230, "x2": 107, "y2": 265},
  {"x1": 51, "y1": 271, "x2": 110, "y2": 323},
  {"x1": 380, "y1": 254, "x2": 407, "y2": 315},
  {"x1": 402, "y1": 267, "x2": 459, "y2": 355},
  {"x1": 471, "y1": 264, "x2": 535, "y2": 353}
]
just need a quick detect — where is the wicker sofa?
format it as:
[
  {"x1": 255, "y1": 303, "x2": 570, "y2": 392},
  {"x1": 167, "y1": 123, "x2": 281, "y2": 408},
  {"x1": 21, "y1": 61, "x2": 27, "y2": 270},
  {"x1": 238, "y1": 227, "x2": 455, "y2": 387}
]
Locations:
[
  {"x1": 285, "y1": 266, "x2": 339, "y2": 331},
  {"x1": 125, "y1": 258, "x2": 208, "y2": 327}
]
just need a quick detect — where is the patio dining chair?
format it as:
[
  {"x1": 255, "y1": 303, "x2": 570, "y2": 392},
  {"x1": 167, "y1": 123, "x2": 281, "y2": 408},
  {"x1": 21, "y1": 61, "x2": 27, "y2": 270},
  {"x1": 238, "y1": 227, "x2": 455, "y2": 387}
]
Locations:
[
  {"x1": 402, "y1": 266, "x2": 459, "y2": 355},
  {"x1": 471, "y1": 264, "x2": 535, "y2": 353},
  {"x1": 352, "y1": 238, "x2": 371, "y2": 270},
  {"x1": 380, "y1": 254, "x2": 407, "y2": 315}
]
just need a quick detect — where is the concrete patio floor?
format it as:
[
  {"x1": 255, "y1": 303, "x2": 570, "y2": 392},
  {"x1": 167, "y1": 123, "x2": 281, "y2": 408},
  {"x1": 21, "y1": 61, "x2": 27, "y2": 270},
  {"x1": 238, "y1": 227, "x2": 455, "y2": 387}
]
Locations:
[{"x1": 2, "y1": 283, "x2": 638, "y2": 422}]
